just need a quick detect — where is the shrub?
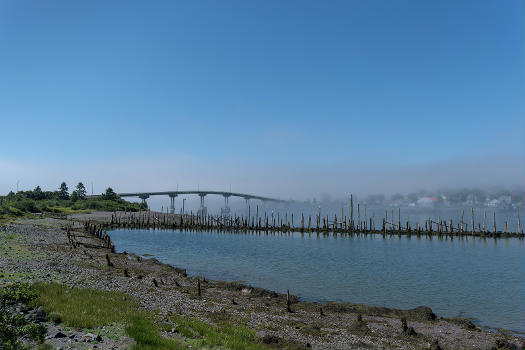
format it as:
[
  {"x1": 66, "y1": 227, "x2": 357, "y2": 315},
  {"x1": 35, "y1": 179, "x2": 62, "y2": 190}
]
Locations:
[
  {"x1": 0, "y1": 283, "x2": 46, "y2": 349},
  {"x1": 11, "y1": 199, "x2": 39, "y2": 213},
  {"x1": 0, "y1": 282, "x2": 37, "y2": 305}
]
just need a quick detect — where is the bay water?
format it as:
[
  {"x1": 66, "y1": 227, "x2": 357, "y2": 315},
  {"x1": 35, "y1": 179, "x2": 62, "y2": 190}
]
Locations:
[{"x1": 110, "y1": 228, "x2": 524, "y2": 333}]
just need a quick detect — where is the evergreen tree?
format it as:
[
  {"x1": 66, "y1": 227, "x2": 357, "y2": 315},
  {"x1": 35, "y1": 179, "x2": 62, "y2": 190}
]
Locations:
[
  {"x1": 76, "y1": 182, "x2": 87, "y2": 199},
  {"x1": 33, "y1": 186, "x2": 43, "y2": 200},
  {"x1": 103, "y1": 187, "x2": 118, "y2": 201},
  {"x1": 58, "y1": 182, "x2": 69, "y2": 200},
  {"x1": 70, "y1": 191, "x2": 79, "y2": 202}
]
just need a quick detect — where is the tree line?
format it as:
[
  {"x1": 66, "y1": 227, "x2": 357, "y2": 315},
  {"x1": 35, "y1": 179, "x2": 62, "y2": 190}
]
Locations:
[{"x1": 0, "y1": 182, "x2": 145, "y2": 219}]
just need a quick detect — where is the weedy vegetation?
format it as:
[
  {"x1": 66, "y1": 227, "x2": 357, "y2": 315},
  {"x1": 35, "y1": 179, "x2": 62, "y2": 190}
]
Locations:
[
  {"x1": 31, "y1": 282, "x2": 143, "y2": 328},
  {"x1": 0, "y1": 282, "x2": 47, "y2": 350},
  {"x1": 29, "y1": 282, "x2": 275, "y2": 349},
  {"x1": 0, "y1": 182, "x2": 145, "y2": 222}
]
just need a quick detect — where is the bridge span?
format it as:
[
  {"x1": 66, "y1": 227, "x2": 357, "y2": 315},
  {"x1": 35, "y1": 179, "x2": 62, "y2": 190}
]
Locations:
[{"x1": 117, "y1": 190, "x2": 285, "y2": 215}]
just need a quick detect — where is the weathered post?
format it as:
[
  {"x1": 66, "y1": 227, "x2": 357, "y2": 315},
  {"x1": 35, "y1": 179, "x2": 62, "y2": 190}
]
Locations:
[
  {"x1": 105, "y1": 254, "x2": 113, "y2": 267},
  {"x1": 286, "y1": 289, "x2": 292, "y2": 312},
  {"x1": 364, "y1": 206, "x2": 367, "y2": 233},
  {"x1": 461, "y1": 209, "x2": 464, "y2": 233},
  {"x1": 493, "y1": 211, "x2": 496, "y2": 233},
  {"x1": 391, "y1": 209, "x2": 394, "y2": 232},
  {"x1": 396, "y1": 208, "x2": 400, "y2": 234},
  {"x1": 483, "y1": 211, "x2": 486, "y2": 234},
  {"x1": 350, "y1": 195, "x2": 354, "y2": 232},
  {"x1": 401, "y1": 318, "x2": 408, "y2": 333},
  {"x1": 357, "y1": 204, "x2": 360, "y2": 231},
  {"x1": 197, "y1": 278, "x2": 201, "y2": 297},
  {"x1": 471, "y1": 208, "x2": 475, "y2": 235}
]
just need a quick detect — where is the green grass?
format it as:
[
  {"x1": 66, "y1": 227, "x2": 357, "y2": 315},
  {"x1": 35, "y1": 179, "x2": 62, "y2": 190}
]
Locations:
[
  {"x1": 0, "y1": 240, "x2": 33, "y2": 261},
  {"x1": 126, "y1": 316, "x2": 185, "y2": 350},
  {"x1": 31, "y1": 282, "x2": 144, "y2": 328},
  {"x1": 31, "y1": 283, "x2": 186, "y2": 349},
  {"x1": 30, "y1": 282, "x2": 275, "y2": 350},
  {"x1": 4, "y1": 233, "x2": 17, "y2": 240},
  {"x1": 46, "y1": 206, "x2": 91, "y2": 214},
  {"x1": 173, "y1": 315, "x2": 272, "y2": 350}
]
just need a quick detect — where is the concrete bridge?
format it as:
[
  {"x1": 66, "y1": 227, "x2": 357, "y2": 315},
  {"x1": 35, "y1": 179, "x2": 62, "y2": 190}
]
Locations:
[{"x1": 117, "y1": 190, "x2": 285, "y2": 215}]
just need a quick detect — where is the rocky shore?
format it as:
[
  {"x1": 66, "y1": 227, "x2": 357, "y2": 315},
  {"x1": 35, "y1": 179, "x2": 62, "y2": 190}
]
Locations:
[{"x1": 1, "y1": 214, "x2": 524, "y2": 350}]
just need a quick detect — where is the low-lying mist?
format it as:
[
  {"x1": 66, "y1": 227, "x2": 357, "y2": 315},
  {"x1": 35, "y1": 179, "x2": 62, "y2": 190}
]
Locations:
[{"x1": 1, "y1": 152, "x2": 523, "y2": 203}]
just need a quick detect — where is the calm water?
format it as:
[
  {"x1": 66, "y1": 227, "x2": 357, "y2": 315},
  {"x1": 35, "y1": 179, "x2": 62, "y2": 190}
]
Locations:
[{"x1": 110, "y1": 228, "x2": 525, "y2": 333}]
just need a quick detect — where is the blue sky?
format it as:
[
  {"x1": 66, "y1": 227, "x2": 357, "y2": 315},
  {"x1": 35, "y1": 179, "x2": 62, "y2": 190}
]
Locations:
[{"x1": 0, "y1": 0, "x2": 523, "y2": 197}]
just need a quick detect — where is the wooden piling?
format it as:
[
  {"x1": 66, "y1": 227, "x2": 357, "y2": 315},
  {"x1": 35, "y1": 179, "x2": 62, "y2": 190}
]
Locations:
[
  {"x1": 105, "y1": 254, "x2": 113, "y2": 267},
  {"x1": 483, "y1": 211, "x2": 486, "y2": 234},
  {"x1": 286, "y1": 289, "x2": 292, "y2": 312},
  {"x1": 364, "y1": 206, "x2": 367, "y2": 233},
  {"x1": 460, "y1": 210, "x2": 464, "y2": 233},
  {"x1": 471, "y1": 208, "x2": 475, "y2": 235},
  {"x1": 350, "y1": 195, "x2": 354, "y2": 232}
]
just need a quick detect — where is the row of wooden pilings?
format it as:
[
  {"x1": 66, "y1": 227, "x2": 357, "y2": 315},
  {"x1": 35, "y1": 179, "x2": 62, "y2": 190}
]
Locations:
[
  {"x1": 106, "y1": 197, "x2": 524, "y2": 239},
  {"x1": 84, "y1": 221, "x2": 115, "y2": 252}
]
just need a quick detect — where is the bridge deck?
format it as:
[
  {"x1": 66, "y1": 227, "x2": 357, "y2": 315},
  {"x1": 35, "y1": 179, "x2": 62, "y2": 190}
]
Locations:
[{"x1": 116, "y1": 190, "x2": 284, "y2": 202}]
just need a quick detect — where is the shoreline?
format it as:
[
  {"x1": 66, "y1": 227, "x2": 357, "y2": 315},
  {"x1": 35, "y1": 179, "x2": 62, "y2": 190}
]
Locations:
[
  {"x1": 1, "y1": 213, "x2": 524, "y2": 349},
  {"x1": 107, "y1": 226, "x2": 525, "y2": 337}
]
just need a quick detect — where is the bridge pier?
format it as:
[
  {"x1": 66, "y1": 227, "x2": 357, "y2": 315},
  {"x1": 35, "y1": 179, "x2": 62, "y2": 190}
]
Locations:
[
  {"x1": 221, "y1": 194, "x2": 231, "y2": 217},
  {"x1": 244, "y1": 197, "x2": 250, "y2": 215},
  {"x1": 198, "y1": 193, "x2": 207, "y2": 217},
  {"x1": 168, "y1": 193, "x2": 177, "y2": 214}
]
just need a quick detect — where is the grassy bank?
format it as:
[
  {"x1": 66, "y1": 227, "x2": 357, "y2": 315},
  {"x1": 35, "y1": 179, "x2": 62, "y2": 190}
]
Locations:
[
  {"x1": 0, "y1": 183, "x2": 145, "y2": 222},
  {"x1": 21, "y1": 282, "x2": 274, "y2": 350}
]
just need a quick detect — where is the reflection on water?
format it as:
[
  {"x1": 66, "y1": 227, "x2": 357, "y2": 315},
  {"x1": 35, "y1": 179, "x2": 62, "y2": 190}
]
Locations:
[{"x1": 110, "y1": 228, "x2": 525, "y2": 333}]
